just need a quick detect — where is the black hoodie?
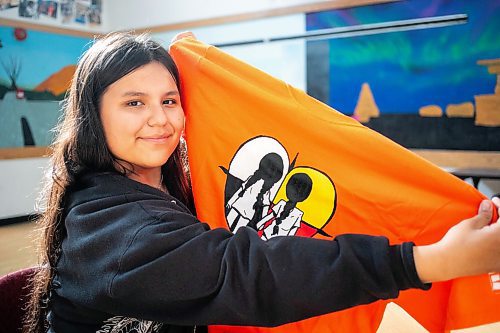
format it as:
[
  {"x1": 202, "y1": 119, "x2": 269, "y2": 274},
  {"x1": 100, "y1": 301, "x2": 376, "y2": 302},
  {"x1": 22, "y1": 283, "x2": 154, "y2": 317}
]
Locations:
[{"x1": 48, "y1": 171, "x2": 430, "y2": 333}]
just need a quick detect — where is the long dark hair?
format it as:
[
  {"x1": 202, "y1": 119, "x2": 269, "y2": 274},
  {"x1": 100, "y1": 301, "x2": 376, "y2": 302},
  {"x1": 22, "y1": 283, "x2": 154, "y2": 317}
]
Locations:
[
  {"x1": 244, "y1": 153, "x2": 284, "y2": 229},
  {"x1": 23, "y1": 32, "x2": 193, "y2": 333},
  {"x1": 273, "y1": 173, "x2": 312, "y2": 235}
]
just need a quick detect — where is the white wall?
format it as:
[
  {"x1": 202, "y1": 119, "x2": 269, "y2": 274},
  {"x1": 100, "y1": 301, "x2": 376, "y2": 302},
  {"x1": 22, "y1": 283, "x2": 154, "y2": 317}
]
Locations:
[
  {"x1": 108, "y1": 0, "x2": 330, "y2": 30},
  {"x1": 154, "y1": 14, "x2": 306, "y2": 90},
  {"x1": 0, "y1": 0, "x2": 329, "y2": 33},
  {"x1": 0, "y1": 157, "x2": 48, "y2": 219}
]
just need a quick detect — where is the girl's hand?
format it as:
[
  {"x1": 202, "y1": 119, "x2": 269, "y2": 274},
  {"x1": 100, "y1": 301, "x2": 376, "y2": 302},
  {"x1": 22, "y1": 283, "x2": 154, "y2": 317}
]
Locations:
[
  {"x1": 414, "y1": 197, "x2": 500, "y2": 283},
  {"x1": 170, "y1": 31, "x2": 196, "y2": 45}
]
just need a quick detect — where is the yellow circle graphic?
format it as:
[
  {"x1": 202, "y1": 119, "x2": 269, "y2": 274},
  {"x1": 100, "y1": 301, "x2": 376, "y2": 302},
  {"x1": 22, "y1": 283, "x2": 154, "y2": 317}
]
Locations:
[{"x1": 273, "y1": 167, "x2": 336, "y2": 230}]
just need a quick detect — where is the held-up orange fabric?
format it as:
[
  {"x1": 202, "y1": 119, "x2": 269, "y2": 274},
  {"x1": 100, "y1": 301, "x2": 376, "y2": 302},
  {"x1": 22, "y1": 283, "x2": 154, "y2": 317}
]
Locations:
[{"x1": 169, "y1": 38, "x2": 499, "y2": 332}]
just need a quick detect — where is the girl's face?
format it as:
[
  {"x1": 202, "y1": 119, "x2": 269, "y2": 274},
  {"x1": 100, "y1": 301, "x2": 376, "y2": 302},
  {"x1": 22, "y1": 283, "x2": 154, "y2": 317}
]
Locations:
[{"x1": 100, "y1": 61, "x2": 184, "y2": 173}]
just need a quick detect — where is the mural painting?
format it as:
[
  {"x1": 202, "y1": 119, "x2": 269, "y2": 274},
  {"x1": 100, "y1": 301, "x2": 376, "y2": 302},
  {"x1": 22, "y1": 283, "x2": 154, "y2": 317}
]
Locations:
[
  {"x1": 0, "y1": 26, "x2": 89, "y2": 148},
  {"x1": 306, "y1": 0, "x2": 500, "y2": 150}
]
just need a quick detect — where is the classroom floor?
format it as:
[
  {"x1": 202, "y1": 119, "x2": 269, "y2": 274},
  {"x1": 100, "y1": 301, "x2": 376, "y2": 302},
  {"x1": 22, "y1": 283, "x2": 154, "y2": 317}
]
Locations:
[
  {"x1": 1, "y1": 221, "x2": 498, "y2": 333},
  {"x1": 0, "y1": 221, "x2": 38, "y2": 276}
]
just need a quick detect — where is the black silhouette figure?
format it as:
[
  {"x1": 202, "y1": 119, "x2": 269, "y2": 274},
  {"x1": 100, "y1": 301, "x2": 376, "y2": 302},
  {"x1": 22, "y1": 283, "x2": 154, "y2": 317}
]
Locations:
[{"x1": 226, "y1": 152, "x2": 284, "y2": 232}]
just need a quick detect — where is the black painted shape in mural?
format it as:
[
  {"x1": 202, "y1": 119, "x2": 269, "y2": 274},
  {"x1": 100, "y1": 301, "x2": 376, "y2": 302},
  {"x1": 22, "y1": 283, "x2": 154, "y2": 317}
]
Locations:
[
  {"x1": 306, "y1": 40, "x2": 330, "y2": 104},
  {"x1": 21, "y1": 116, "x2": 35, "y2": 146},
  {"x1": 366, "y1": 115, "x2": 500, "y2": 151}
]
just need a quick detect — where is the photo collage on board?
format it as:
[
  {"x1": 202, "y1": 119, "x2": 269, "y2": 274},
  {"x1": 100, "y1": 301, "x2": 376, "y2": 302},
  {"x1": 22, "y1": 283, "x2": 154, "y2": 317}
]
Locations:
[{"x1": 0, "y1": 0, "x2": 101, "y2": 26}]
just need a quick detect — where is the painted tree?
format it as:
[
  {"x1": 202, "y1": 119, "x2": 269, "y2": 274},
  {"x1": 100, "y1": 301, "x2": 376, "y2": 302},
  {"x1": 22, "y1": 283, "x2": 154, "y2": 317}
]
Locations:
[{"x1": 1, "y1": 56, "x2": 21, "y2": 90}]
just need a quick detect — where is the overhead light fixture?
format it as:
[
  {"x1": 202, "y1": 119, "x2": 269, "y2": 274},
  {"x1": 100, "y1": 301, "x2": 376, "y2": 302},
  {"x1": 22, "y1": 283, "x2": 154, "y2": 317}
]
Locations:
[{"x1": 214, "y1": 14, "x2": 468, "y2": 48}]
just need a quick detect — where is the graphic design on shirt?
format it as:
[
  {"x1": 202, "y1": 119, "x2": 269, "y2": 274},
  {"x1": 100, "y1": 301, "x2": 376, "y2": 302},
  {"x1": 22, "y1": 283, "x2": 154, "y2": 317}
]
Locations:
[
  {"x1": 222, "y1": 136, "x2": 337, "y2": 238},
  {"x1": 96, "y1": 316, "x2": 163, "y2": 333}
]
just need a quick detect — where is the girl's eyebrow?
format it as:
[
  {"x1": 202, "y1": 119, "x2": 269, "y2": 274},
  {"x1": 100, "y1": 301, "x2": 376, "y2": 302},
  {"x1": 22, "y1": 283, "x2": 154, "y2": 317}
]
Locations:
[
  {"x1": 121, "y1": 90, "x2": 179, "y2": 97},
  {"x1": 121, "y1": 91, "x2": 146, "y2": 97}
]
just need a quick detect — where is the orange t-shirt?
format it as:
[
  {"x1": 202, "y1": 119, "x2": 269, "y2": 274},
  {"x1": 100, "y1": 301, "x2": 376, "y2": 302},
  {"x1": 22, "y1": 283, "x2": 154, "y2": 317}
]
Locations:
[{"x1": 170, "y1": 38, "x2": 499, "y2": 332}]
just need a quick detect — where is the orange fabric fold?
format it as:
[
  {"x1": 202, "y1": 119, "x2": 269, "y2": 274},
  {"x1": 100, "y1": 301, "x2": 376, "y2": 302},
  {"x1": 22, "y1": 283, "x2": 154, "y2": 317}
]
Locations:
[{"x1": 170, "y1": 38, "x2": 499, "y2": 332}]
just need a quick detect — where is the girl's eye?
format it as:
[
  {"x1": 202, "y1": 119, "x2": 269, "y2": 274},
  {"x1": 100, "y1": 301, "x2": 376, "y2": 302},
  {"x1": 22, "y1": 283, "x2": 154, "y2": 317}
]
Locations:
[
  {"x1": 163, "y1": 99, "x2": 176, "y2": 105},
  {"x1": 127, "y1": 100, "x2": 144, "y2": 107}
]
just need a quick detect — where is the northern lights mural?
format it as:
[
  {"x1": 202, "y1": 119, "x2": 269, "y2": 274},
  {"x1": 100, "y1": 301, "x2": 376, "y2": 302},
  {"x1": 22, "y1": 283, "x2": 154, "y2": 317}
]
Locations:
[{"x1": 306, "y1": 0, "x2": 500, "y2": 150}]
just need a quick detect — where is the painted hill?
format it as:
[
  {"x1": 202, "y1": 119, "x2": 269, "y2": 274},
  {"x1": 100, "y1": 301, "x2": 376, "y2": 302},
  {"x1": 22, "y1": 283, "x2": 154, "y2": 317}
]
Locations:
[{"x1": 34, "y1": 65, "x2": 76, "y2": 96}]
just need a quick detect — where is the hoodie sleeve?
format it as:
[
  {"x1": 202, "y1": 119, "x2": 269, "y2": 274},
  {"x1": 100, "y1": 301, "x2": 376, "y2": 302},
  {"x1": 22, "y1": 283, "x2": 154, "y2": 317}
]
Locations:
[
  {"x1": 93, "y1": 201, "x2": 428, "y2": 327},
  {"x1": 58, "y1": 187, "x2": 429, "y2": 328}
]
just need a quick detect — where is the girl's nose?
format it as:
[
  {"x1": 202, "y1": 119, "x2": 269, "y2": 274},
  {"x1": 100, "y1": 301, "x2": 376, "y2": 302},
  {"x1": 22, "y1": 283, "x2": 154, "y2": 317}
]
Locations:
[{"x1": 148, "y1": 104, "x2": 168, "y2": 127}]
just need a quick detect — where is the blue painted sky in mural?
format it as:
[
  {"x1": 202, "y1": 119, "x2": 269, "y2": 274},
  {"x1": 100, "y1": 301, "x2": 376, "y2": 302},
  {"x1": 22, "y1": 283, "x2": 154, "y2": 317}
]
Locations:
[
  {"x1": 0, "y1": 27, "x2": 90, "y2": 89},
  {"x1": 306, "y1": 0, "x2": 500, "y2": 114}
]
